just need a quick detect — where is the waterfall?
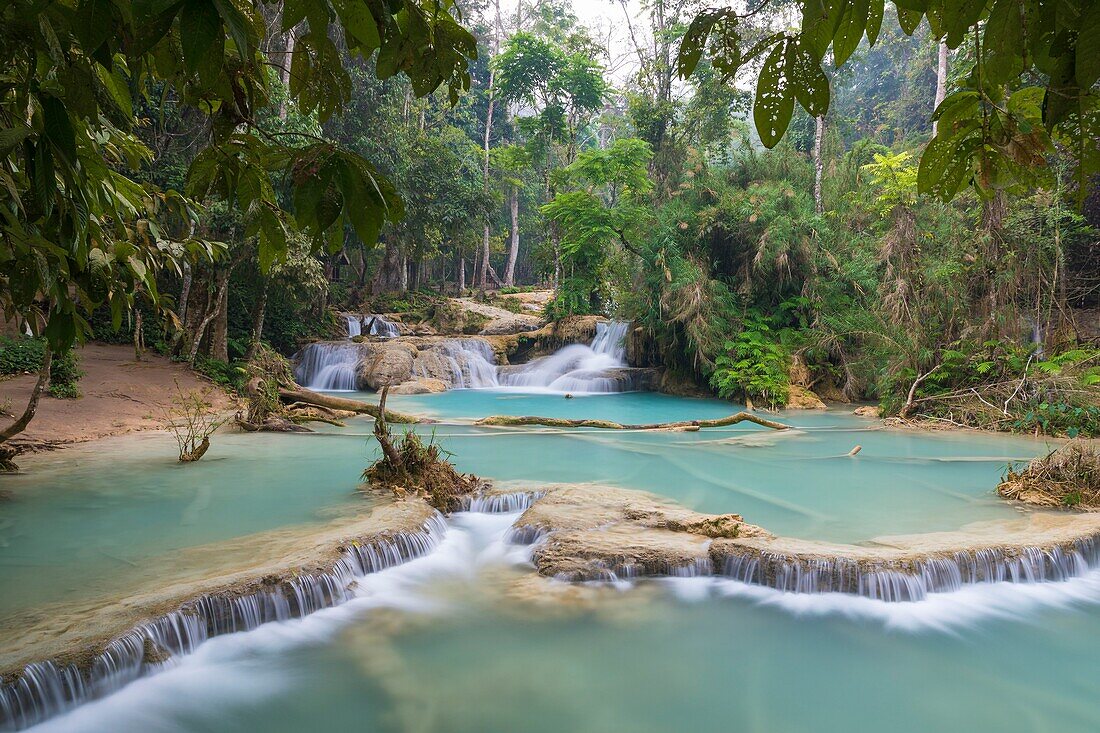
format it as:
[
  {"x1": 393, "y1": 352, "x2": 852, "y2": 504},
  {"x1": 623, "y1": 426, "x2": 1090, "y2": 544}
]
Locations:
[
  {"x1": 344, "y1": 314, "x2": 400, "y2": 339},
  {"x1": 418, "y1": 339, "x2": 500, "y2": 389},
  {"x1": 497, "y1": 320, "x2": 632, "y2": 393},
  {"x1": 0, "y1": 515, "x2": 448, "y2": 731},
  {"x1": 713, "y1": 536, "x2": 1100, "y2": 602},
  {"x1": 294, "y1": 343, "x2": 361, "y2": 391}
]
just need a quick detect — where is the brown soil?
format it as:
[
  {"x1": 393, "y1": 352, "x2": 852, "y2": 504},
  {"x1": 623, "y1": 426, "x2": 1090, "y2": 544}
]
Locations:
[{"x1": 0, "y1": 344, "x2": 235, "y2": 451}]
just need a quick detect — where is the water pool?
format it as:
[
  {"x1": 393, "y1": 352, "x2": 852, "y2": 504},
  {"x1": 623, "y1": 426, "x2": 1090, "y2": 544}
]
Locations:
[{"x1": 4, "y1": 390, "x2": 1091, "y2": 733}]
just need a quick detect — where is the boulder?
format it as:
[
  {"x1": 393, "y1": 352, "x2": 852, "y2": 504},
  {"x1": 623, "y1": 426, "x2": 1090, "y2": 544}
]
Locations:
[
  {"x1": 390, "y1": 378, "x2": 448, "y2": 395},
  {"x1": 785, "y1": 384, "x2": 827, "y2": 410},
  {"x1": 357, "y1": 344, "x2": 415, "y2": 390},
  {"x1": 853, "y1": 405, "x2": 882, "y2": 418}
]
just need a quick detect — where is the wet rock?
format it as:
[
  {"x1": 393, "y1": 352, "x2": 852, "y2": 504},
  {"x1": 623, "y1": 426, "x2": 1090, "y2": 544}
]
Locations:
[
  {"x1": 358, "y1": 343, "x2": 416, "y2": 390},
  {"x1": 390, "y1": 378, "x2": 448, "y2": 395},
  {"x1": 853, "y1": 405, "x2": 882, "y2": 418},
  {"x1": 786, "y1": 384, "x2": 826, "y2": 410}
]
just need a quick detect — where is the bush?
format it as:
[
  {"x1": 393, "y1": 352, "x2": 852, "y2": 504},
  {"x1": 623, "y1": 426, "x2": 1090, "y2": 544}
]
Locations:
[
  {"x1": 193, "y1": 355, "x2": 247, "y2": 392},
  {"x1": 709, "y1": 313, "x2": 790, "y2": 409},
  {"x1": 0, "y1": 336, "x2": 46, "y2": 375},
  {"x1": 48, "y1": 348, "x2": 83, "y2": 399}
]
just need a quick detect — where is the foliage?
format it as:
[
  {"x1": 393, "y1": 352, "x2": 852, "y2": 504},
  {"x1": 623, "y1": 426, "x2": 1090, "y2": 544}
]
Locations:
[
  {"x1": 678, "y1": 1, "x2": 1100, "y2": 203},
  {"x1": 363, "y1": 425, "x2": 478, "y2": 512},
  {"x1": 48, "y1": 350, "x2": 83, "y2": 399},
  {"x1": 163, "y1": 382, "x2": 228, "y2": 463},
  {"x1": 0, "y1": 337, "x2": 46, "y2": 375},
  {"x1": 1, "y1": 0, "x2": 477, "y2": 353},
  {"x1": 193, "y1": 355, "x2": 247, "y2": 392},
  {"x1": 709, "y1": 312, "x2": 791, "y2": 409},
  {"x1": 999, "y1": 442, "x2": 1100, "y2": 508}
]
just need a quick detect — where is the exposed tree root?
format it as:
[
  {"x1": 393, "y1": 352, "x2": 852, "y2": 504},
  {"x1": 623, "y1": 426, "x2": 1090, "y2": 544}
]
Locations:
[
  {"x1": 998, "y1": 442, "x2": 1100, "y2": 508},
  {"x1": 362, "y1": 387, "x2": 480, "y2": 512},
  {"x1": 474, "y1": 411, "x2": 790, "y2": 431}
]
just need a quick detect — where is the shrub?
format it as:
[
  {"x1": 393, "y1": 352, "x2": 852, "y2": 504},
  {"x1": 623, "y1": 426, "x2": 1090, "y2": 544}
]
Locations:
[
  {"x1": 709, "y1": 313, "x2": 790, "y2": 409},
  {"x1": 163, "y1": 382, "x2": 228, "y2": 462},
  {"x1": 0, "y1": 336, "x2": 46, "y2": 375},
  {"x1": 48, "y1": 349, "x2": 83, "y2": 399}
]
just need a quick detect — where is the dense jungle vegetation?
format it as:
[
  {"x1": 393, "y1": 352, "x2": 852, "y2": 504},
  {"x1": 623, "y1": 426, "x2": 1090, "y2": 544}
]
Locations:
[{"x1": 1, "y1": 0, "x2": 1098, "y2": 440}]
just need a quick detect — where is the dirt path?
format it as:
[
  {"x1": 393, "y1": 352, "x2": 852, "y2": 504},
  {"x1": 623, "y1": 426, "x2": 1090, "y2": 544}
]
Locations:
[{"x1": 0, "y1": 343, "x2": 234, "y2": 450}]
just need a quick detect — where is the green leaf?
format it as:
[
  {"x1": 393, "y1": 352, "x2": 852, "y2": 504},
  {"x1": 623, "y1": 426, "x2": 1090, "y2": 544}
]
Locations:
[
  {"x1": 1078, "y1": 1, "x2": 1100, "y2": 89},
  {"x1": 865, "y1": 0, "x2": 885, "y2": 45},
  {"x1": 677, "y1": 9, "x2": 728, "y2": 79},
  {"x1": 833, "y1": 0, "x2": 870, "y2": 67},
  {"x1": 983, "y1": 0, "x2": 1024, "y2": 86},
  {"x1": 76, "y1": 0, "x2": 115, "y2": 55},
  {"x1": 753, "y1": 41, "x2": 795, "y2": 149},
  {"x1": 41, "y1": 95, "x2": 77, "y2": 167},
  {"x1": 96, "y1": 65, "x2": 133, "y2": 119},
  {"x1": 896, "y1": 8, "x2": 923, "y2": 35},
  {"x1": 0, "y1": 124, "x2": 33, "y2": 156},
  {"x1": 335, "y1": 0, "x2": 380, "y2": 51},
  {"x1": 918, "y1": 134, "x2": 978, "y2": 200},
  {"x1": 212, "y1": 0, "x2": 252, "y2": 59},
  {"x1": 180, "y1": 0, "x2": 223, "y2": 81},
  {"x1": 941, "y1": 0, "x2": 986, "y2": 49},
  {"x1": 791, "y1": 42, "x2": 830, "y2": 118}
]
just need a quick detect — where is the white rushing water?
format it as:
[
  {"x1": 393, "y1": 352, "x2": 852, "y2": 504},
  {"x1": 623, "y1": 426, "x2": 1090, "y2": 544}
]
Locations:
[
  {"x1": 498, "y1": 320, "x2": 631, "y2": 393},
  {"x1": 24, "y1": 496, "x2": 1100, "y2": 733},
  {"x1": 294, "y1": 343, "x2": 360, "y2": 391},
  {"x1": 416, "y1": 339, "x2": 500, "y2": 389},
  {"x1": 345, "y1": 314, "x2": 400, "y2": 339}
]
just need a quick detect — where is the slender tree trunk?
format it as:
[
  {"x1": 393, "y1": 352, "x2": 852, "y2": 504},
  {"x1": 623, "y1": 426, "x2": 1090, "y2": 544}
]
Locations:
[
  {"x1": 210, "y1": 280, "x2": 229, "y2": 363},
  {"x1": 813, "y1": 115, "x2": 825, "y2": 215},
  {"x1": 133, "y1": 308, "x2": 144, "y2": 361},
  {"x1": 459, "y1": 254, "x2": 466, "y2": 292},
  {"x1": 504, "y1": 185, "x2": 520, "y2": 286},
  {"x1": 933, "y1": 41, "x2": 948, "y2": 135},
  {"x1": 179, "y1": 262, "x2": 192, "y2": 323},
  {"x1": 0, "y1": 343, "x2": 52, "y2": 467},
  {"x1": 279, "y1": 28, "x2": 296, "y2": 120},
  {"x1": 189, "y1": 270, "x2": 230, "y2": 363},
  {"x1": 247, "y1": 282, "x2": 269, "y2": 361}
]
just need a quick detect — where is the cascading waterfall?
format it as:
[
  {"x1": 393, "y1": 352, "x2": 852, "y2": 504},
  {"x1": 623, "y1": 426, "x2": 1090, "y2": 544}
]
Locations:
[
  {"x1": 294, "y1": 343, "x2": 361, "y2": 391},
  {"x1": 345, "y1": 314, "x2": 400, "y2": 339},
  {"x1": 498, "y1": 320, "x2": 633, "y2": 393},
  {"x1": 417, "y1": 339, "x2": 500, "y2": 389},
  {"x1": 0, "y1": 515, "x2": 447, "y2": 732},
  {"x1": 714, "y1": 537, "x2": 1100, "y2": 602}
]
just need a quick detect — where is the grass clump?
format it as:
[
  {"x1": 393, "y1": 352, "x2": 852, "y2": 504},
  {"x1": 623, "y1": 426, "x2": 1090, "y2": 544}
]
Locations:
[{"x1": 998, "y1": 442, "x2": 1100, "y2": 509}]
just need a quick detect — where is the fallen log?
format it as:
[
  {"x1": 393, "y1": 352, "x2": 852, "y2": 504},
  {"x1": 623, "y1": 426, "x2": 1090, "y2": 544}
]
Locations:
[
  {"x1": 474, "y1": 411, "x2": 790, "y2": 431},
  {"x1": 277, "y1": 386, "x2": 421, "y2": 424}
]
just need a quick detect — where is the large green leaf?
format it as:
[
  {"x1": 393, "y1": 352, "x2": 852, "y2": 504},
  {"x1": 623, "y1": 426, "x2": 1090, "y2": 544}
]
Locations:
[
  {"x1": 41, "y1": 95, "x2": 77, "y2": 167},
  {"x1": 335, "y1": 0, "x2": 380, "y2": 51},
  {"x1": 1078, "y1": 0, "x2": 1100, "y2": 89},
  {"x1": 983, "y1": 0, "x2": 1025, "y2": 85},
  {"x1": 754, "y1": 41, "x2": 795, "y2": 149},
  {"x1": 792, "y1": 42, "x2": 830, "y2": 118},
  {"x1": 180, "y1": 0, "x2": 223, "y2": 82}
]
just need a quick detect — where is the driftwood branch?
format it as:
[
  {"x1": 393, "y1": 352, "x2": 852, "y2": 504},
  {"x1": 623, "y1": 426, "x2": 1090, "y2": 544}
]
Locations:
[
  {"x1": 899, "y1": 364, "x2": 941, "y2": 419},
  {"x1": 277, "y1": 386, "x2": 421, "y2": 423},
  {"x1": 474, "y1": 412, "x2": 790, "y2": 431}
]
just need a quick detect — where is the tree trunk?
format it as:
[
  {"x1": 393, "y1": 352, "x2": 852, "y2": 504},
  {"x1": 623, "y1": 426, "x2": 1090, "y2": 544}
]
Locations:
[
  {"x1": 279, "y1": 29, "x2": 296, "y2": 120},
  {"x1": 210, "y1": 278, "x2": 229, "y2": 363},
  {"x1": 813, "y1": 115, "x2": 825, "y2": 215},
  {"x1": 133, "y1": 308, "x2": 144, "y2": 361},
  {"x1": 933, "y1": 41, "x2": 948, "y2": 135},
  {"x1": 178, "y1": 262, "x2": 192, "y2": 323},
  {"x1": 0, "y1": 344, "x2": 52, "y2": 467},
  {"x1": 247, "y1": 282, "x2": 269, "y2": 361},
  {"x1": 479, "y1": 224, "x2": 491, "y2": 291},
  {"x1": 188, "y1": 269, "x2": 230, "y2": 363},
  {"x1": 373, "y1": 240, "x2": 408, "y2": 294},
  {"x1": 459, "y1": 254, "x2": 466, "y2": 292},
  {"x1": 504, "y1": 186, "x2": 520, "y2": 287}
]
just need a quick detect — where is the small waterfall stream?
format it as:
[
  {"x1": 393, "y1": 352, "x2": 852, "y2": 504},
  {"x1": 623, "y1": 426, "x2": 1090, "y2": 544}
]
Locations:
[
  {"x1": 499, "y1": 320, "x2": 632, "y2": 393},
  {"x1": 294, "y1": 343, "x2": 361, "y2": 391},
  {"x1": 345, "y1": 314, "x2": 400, "y2": 339}
]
